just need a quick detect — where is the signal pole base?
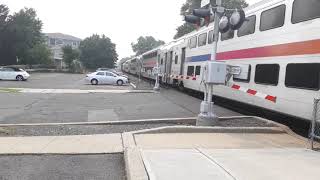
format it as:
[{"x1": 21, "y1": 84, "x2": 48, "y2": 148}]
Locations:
[
  {"x1": 196, "y1": 101, "x2": 219, "y2": 126},
  {"x1": 196, "y1": 113, "x2": 219, "y2": 126},
  {"x1": 153, "y1": 85, "x2": 160, "y2": 91}
]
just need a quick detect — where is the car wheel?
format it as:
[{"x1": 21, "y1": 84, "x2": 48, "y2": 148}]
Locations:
[
  {"x1": 117, "y1": 80, "x2": 124, "y2": 86},
  {"x1": 91, "y1": 79, "x2": 98, "y2": 85},
  {"x1": 16, "y1": 75, "x2": 24, "y2": 81}
]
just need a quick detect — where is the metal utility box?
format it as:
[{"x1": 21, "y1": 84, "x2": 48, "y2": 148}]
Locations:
[{"x1": 206, "y1": 62, "x2": 227, "y2": 84}]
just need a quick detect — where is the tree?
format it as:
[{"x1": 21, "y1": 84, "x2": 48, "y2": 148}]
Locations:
[
  {"x1": 79, "y1": 34, "x2": 118, "y2": 69},
  {"x1": 7, "y1": 8, "x2": 43, "y2": 63},
  {"x1": 0, "y1": 5, "x2": 44, "y2": 66},
  {"x1": 21, "y1": 42, "x2": 52, "y2": 66},
  {"x1": 131, "y1": 36, "x2": 165, "y2": 56},
  {"x1": 0, "y1": 4, "x2": 13, "y2": 65},
  {"x1": 174, "y1": 0, "x2": 248, "y2": 39},
  {"x1": 62, "y1": 45, "x2": 80, "y2": 68}
]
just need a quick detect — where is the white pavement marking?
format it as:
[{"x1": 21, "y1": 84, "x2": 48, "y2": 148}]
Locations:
[{"x1": 0, "y1": 88, "x2": 155, "y2": 94}]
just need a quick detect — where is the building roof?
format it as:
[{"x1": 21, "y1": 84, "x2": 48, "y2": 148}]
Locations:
[{"x1": 45, "y1": 33, "x2": 82, "y2": 41}]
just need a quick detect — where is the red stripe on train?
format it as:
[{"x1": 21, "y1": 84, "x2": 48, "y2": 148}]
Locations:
[
  {"x1": 217, "y1": 39, "x2": 320, "y2": 60},
  {"x1": 265, "y1": 95, "x2": 277, "y2": 103},
  {"x1": 247, "y1": 89, "x2": 257, "y2": 95}
]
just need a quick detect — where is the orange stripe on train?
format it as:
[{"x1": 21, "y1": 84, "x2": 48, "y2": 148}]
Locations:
[{"x1": 217, "y1": 39, "x2": 320, "y2": 60}]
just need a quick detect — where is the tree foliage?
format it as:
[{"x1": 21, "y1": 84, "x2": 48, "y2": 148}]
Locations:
[
  {"x1": 174, "y1": 0, "x2": 248, "y2": 39},
  {"x1": 79, "y1": 34, "x2": 118, "y2": 69},
  {"x1": 131, "y1": 36, "x2": 165, "y2": 56},
  {"x1": 21, "y1": 42, "x2": 52, "y2": 65},
  {"x1": 62, "y1": 45, "x2": 80, "y2": 68},
  {"x1": 0, "y1": 4, "x2": 44, "y2": 66}
]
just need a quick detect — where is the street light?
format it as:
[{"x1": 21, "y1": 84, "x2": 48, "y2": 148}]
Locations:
[{"x1": 184, "y1": 0, "x2": 246, "y2": 126}]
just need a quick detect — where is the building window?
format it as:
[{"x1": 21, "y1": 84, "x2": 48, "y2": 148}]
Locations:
[
  {"x1": 254, "y1": 64, "x2": 280, "y2": 85},
  {"x1": 189, "y1": 36, "x2": 197, "y2": 49},
  {"x1": 292, "y1": 0, "x2": 320, "y2": 24},
  {"x1": 237, "y1": 15, "x2": 256, "y2": 37},
  {"x1": 56, "y1": 39, "x2": 63, "y2": 45},
  {"x1": 198, "y1": 33, "x2": 207, "y2": 47},
  {"x1": 195, "y1": 66, "x2": 201, "y2": 76},
  {"x1": 174, "y1": 55, "x2": 178, "y2": 64},
  {"x1": 260, "y1": 5, "x2": 286, "y2": 31},
  {"x1": 187, "y1": 66, "x2": 194, "y2": 76},
  {"x1": 208, "y1": 30, "x2": 214, "y2": 44},
  {"x1": 285, "y1": 63, "x2": 320, "y2": 90},
  {"x1": 49, "y1": 38, "x2": 55, "y2": 45},
  {"x1": 221, "y1": 29, "x2": 234, "y2": 41}
]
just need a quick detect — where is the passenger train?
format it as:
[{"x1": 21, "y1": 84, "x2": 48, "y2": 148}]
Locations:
[{"x1": 122, "y1": 0, "x2": 320, "y2": 122}]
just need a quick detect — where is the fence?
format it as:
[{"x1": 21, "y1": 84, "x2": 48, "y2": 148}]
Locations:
[{"x1": 310, "y1": 98, "x2": 320, "y2": 150}]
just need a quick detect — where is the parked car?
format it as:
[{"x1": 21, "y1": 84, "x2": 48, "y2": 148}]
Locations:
[
  {"x1": 0, "y1": 67, "x2": 30, "y2": 81},
  {"x1": 86, "y1": 71, "x2": 129, "y2": 85},
  {"x1": 96, "y1": 68, "x2": 128, "y2": 79}
]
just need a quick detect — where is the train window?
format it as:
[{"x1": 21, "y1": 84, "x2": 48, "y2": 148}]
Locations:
[
  {"x1": 285, "y1": 63, "x2": 320, "y2": 90},
  {"x1": 292, "y1": 0, "x2": 320, "y2": 24},
  {"x1": 198, "y1": 33, "x2": 207, "y2": 47},
  {"x1": 254, "y1": 64, "x2": 279, "y2": 85},
  {"x1": 260, "y1": 5, "x2": 286, "y2": 31},
  {"x1": 237, "y1": 15, "x2": 256, "y2": 37},
  {"x1": 221, "y1": 29, "x2": 234, "y2": 41},
  {"x1": 208, "y1": 30, "x2": 214, "y2": 44},
  {"x1": 160, "y1": 58, "x2": 163, "y2": 65},
  {"x1": 174, "y1": 55, "x2": 178, "y2": 64},
  {"x1": 187, "y1": 66, "x2": 194, "y2": 76},
  {"x1": 189, "y1": 36, "x2": 197, "y2": 49},
  {"x1": 195, "y1": 66, "x2": 201, "y2": 76}
]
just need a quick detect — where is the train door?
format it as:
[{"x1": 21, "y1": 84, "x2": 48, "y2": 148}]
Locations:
[
  {"x1": 163, "y1": 52, "x2": 168, "y2": 82},
  {"x1": 166, "y1": 51, "x2": 173, "y2": 83},
  {"x1": 180, "y1": 48, "x2": 186, "y2": 75}
]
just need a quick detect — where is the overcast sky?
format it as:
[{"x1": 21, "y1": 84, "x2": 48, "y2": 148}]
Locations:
[{"x1": 1, "y1": 0, "x2": 261, "y2": 59}]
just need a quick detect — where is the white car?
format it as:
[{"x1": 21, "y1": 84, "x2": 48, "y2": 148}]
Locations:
[
  {"x1": 86, "y1": 71, "x2": 129, "y2": 86},
  {"x1": 0, "y1": 67, "x2": 30, "y2": 81}
]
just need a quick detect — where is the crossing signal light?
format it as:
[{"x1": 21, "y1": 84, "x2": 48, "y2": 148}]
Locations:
[
  {"x1": 229, "y1": 9, "x2": 246, "y2": 30},
  {"x1": 193, "y1": 9, "x2": 211, "y2": 18},
  {"x1": 219, "y1": 16, "x2": 230, "y2": 33},
  {"x1": 184, "y1": 15, "x2": 201, "y2": 25}
]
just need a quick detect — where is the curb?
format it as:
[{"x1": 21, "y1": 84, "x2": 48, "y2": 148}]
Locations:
[
  {"x1": 0, "y1": 117, "x2": 196, "y2": 127},
  {"x1": 130, "y1": 126, "x2": 285, "y2": 135}
]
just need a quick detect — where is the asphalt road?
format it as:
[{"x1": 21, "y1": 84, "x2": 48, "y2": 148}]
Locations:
[
  {"x1": 0, "y1": 73, "x2": 241, "y2": 125},
  {"x1": 0, "y1": 154, "x2": 125, "y2": 180},
  {"x1": 0, "y1": 72, "x2": 131, "y2": 90}
]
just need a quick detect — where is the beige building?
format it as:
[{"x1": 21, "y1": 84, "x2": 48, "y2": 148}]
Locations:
[{"x1": 45, "y1": 33, "x2": 81, "y2": 69}]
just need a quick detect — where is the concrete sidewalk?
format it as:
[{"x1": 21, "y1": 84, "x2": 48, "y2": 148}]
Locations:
[
  {"x1": 141, "y1": 148, "x2": 320, "y2": 180},
  {"x1": 123, "y1": 124, "x2": 319, "y2": 180},
  {"x1": 0, "y1": 134, "x2": 122, "y2": 154}
]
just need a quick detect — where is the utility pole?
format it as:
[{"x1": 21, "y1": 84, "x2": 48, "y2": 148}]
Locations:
[
  {"x1": 197, "y1": 0, "x2": 222, "y2": 126},
  {"x1": 186, "y1": 0, "x2": 246, "y2": 126}
]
